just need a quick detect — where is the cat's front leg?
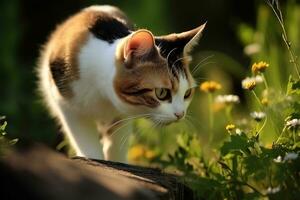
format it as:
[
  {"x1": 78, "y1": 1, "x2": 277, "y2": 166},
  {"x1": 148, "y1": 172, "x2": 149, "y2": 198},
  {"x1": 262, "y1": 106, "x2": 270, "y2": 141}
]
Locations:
[
  {"x1": 60, "y1": 108, "x2": 104, "y2": 159},
  {"x1": 100, "y1": 121, "x2": 132, "y2": 163}
]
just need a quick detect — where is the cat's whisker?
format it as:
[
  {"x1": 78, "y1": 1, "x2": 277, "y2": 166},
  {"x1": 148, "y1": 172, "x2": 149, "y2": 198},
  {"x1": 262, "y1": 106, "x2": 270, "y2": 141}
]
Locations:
[
  {"x1": 120, "y1": 116, "x2": 158, "y2": 150},
  {"x1": 185, "y1": 113, "x2": 206, "y2": 130},
  {"x1": 116, "y1": 115, "x2": 154, "y2": 151},
  {"x1": 191, "y1": 54, "x2": 214, "y2": 74},
  {"x1": 119, "y1": 128, "x2": 132, "y2": 151},
  {"x1": 166, "y1": 48, "x2": 177, "y2": 64},
  {"x1": 184, "y1": 115, "x2": 197, "y2": 131},
  {"x1": 151, "y1": 114, "x2": 170, "y2": 119},
  {"x1": 140, "y1": 119, "x2": 161, "y2": 149},
  {"x1": 193, "y1": 61, "x2": 216, "y2": 76},
  {"x1": 109, "y1": 115, "x2": 153, "y2": 139},
  {"x1": 165, "y1": 48, "x2": 177, "y2": 78},
  {"x1": 108, "y1": 113, "x2": 152, "y2": 130},
  {"x1": 109, "y1": 119, "x2": 134, "y2": 138},
  {"x1": 193, "y1": 77, "x2": 209, "y2": 86},
  {"x1": 171, "y1": 56, "x2": 190, "y2": 73}
]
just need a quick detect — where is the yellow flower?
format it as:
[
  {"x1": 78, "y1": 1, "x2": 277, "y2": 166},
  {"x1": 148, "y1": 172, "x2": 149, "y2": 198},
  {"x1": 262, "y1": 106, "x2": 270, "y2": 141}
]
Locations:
[
  {"x1": 241, "y1": 78, "x2": 256, "y2": 90},
  {"x1": 261, "y1": 97, "x2": 269, "y2": 106},
  {"x1": 265, "y1": 143, "x2": 273, "y2": 149},
  {"x1": 127, "y1": 144, "x2": 145, "y2": 161},
  {"x1": 145, "y1": 150, "x2": 156, "y2": 160},
  {"x1": 226, "y1": 124, "x2": 236, "y2": 132},
  {"x1": 200, "y1": 81, "x2": 221, "y2": 93},
  {"x1": 213, "y1": 102, "x2": 226, "y2": 112},
  {"x1": 252, "y1": 61, "x2": 269, "y2": 74}
]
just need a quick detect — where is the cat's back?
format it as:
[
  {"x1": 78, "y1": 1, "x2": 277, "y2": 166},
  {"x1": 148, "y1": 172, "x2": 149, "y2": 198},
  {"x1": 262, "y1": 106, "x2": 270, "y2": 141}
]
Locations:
[
  {"x1": 45, "y1": 5, "x2": 132, "y2": 66},
  {"x1": 48, "y1": 5, "x2": 132, "y2": 47},
  {"x1": 39, "y1": 5, "x2": 132, "y2": 99}
]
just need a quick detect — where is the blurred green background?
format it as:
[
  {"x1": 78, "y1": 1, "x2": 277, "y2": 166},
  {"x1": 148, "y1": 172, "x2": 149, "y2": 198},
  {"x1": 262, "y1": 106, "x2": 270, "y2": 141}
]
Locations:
[{"x1": 1, "y1": 0, "x2": 299, "y2": 151}]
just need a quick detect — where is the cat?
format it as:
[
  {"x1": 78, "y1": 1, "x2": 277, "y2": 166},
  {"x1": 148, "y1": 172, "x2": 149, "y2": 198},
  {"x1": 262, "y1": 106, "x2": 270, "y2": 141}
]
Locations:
[{"x1": 38, "y1": 5, "x2": 206, "y2": 162}]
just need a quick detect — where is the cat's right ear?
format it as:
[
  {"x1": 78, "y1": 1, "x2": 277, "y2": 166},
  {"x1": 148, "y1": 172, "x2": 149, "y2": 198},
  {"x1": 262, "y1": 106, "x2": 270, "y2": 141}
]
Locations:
[{"x1": 124, "y1": 30, "x2": 155, "y2": 60}]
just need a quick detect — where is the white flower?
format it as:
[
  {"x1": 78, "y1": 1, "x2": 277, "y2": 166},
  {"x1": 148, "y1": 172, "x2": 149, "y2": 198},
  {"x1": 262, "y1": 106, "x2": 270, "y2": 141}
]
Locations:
[
  {"x1": 250, "y1": 111, "x2": 266, "y2": 122},
  {"x1": 286, "y1": 119, "x2": 300, "y2": 129},
  {"x1": 273, "y1": 155, "x2": 283, "y2": 163},
  {"x1": 244, "y1": 43, "x2": 261, "y2": 56},
  {"x1": 242, "y1": 77, "x2": 256, "y2": 90},
  {"x1": 254, "y1": 75, "x2": 263, "y2": 83},
  {"x1": 241, "y1": 75, "x2": 263, "y2": 90},
  {"x1": 284, "y1": 152, "x2": 298, "y2": 161},
  {"x1": 266, "y1": 186, "x2": 281, "y2": 194},
  {"x1": 215, "y1": 95, "x2": 240, "y2": 104},
  {"x1": 235, "y1": 128, "x2": 242, "y2": 135}
]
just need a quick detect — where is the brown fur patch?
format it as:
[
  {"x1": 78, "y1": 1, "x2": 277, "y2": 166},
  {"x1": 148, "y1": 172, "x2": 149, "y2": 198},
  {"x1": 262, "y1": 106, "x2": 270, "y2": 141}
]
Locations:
[{"x1": 45, "y1": 6, "x2": 131, "y2": 98}]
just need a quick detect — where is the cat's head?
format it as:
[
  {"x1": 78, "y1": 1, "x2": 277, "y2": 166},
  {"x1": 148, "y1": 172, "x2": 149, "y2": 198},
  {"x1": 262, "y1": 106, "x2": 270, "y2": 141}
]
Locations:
[{"x1": 114, "y1": 23, "x2": 206, "y2": 124}]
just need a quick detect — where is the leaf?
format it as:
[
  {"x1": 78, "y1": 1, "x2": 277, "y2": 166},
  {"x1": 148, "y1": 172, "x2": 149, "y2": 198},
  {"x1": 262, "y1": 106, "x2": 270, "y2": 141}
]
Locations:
[
  {"x1": 276, "y1": 137, "x2": 292, "y2": 145},
  {"x1": 189, "y1": 177, "x2": 224, "y2": 196},
  {"x1": 188, "y1": 135, "x2": 202, "y2": 157},
  {"x1": 176, "y1": 132, "x2": 189, "y2": 150},
  {"x1": 243, "y1": 155, "x2": 267, "y2": 178},
  {"x1": 218, "y1": 161, "x2": 232, "y2": 172},
  {"x1": 292, "y1": 141, "x2": 300, "y2": 149},
  {"x1": 9, "y1": 138, "x2": 18, "y2": 145},
  {"x1": 220, "y1": 133, "x2": 253, "y2": 156},
  {"x1": 286, "y1": 76, "x2": 300, "y2": 95},
  {"x1": 0, "y1": 121, "x2": 7, "y2": 132}
]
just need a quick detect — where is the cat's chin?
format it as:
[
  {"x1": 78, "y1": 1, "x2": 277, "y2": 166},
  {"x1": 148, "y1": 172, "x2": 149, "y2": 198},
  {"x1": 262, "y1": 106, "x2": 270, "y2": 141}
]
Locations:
[{"x1": 149, "y1": 118, "x2": 179, "y2": 126}]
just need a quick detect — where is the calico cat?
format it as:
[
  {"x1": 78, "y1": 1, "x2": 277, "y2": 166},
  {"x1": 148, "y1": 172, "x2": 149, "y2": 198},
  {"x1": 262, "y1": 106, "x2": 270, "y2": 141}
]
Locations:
[{"x1": 38, "y1": 5, "x2": 205, "y2": 162}]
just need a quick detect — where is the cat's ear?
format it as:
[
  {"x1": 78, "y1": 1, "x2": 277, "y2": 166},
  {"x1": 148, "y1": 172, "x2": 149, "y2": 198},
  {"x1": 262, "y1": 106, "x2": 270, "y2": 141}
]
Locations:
[
  {"x1": 155, "y1": 22, "x2": 206, "y2": 57},
  {"x1": 124, "y1": 30, "x2": 155, "y2": 60},
  {"x1": 182, "y1": 23, "x2": 206, "y2": 55}
]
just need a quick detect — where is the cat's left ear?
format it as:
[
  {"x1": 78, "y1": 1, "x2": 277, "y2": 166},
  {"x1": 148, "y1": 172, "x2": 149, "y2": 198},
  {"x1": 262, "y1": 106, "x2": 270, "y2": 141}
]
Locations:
[
  {"x1": 124, "y1": 29, "x2": 156, "y2": 60},
  {"x1": 182, "y1": 22, "x2": 206, "y2": 55},
  {"x1": 155, "y1": 22, "x2": 206, "y2": 57}
]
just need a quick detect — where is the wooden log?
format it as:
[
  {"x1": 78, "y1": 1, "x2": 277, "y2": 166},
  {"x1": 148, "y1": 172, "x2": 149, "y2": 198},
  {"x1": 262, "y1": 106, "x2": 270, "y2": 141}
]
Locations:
[{"x1": 0, "y1": 144, "x2": 193, "y2": 200}]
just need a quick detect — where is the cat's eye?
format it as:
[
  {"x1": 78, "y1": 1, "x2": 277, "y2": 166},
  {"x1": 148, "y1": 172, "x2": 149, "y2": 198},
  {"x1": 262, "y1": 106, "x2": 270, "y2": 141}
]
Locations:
[
  {"x1": 184, "y1": 88, "x2": 193, "y2": 99},
  {"x1": 155, "y1": 88, "x2": 171, "y2": 101}
]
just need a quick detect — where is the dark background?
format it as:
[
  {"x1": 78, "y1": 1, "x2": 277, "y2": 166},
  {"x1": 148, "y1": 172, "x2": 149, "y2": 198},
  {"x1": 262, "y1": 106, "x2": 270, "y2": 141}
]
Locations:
[{"x1": 0, "y1": 0, "x2": 258, "y2": 147}]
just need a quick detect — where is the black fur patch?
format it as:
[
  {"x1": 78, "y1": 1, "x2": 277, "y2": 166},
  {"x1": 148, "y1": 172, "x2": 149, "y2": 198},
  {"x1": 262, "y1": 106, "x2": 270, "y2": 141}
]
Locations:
[
  {"x1": 89, "y1": 14, "x2": 131, "y2": 44},
  {"x1": 49, "y1": 58, "x2": 73, "y2": 97},
  {"x1": 155, "y1": 38, "x2": 188, "y2": 78}
]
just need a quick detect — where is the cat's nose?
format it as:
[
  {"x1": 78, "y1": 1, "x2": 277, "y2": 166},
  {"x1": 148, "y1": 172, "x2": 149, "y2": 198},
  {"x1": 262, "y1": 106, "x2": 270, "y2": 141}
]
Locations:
[{"x1": 174, "y1": 111, "x2": 185, "y2": 120}]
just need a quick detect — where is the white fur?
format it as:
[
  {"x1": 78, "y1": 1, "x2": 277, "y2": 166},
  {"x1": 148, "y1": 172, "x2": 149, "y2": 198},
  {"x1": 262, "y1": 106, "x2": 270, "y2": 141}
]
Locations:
[
  {"x1": 84, "y1": 5, "x2": 128, "y2": 26},
  {"x1": 153, "y1": 75, "x2": 192, "y2": 123},
  {"x1": 85, "y1": 5, "x2": 119, "y2": 13},
  {"x1": 40, "y1": 33, "x2": 193, "y2": 162}
]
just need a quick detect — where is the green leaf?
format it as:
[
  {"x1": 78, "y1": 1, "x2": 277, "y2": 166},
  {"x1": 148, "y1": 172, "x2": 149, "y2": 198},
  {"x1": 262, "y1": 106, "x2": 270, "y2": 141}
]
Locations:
[
  {"x1": 286, "y1": 76, "x2": 300, "y2": 95},
  {"x1": 9, "y1": 138, "x2": 18, "y2": 145},
  {"x1": 220, "y1": 133, "x2": 254, "y2": 156},
  {"x1": 188, "y1": 135, "x2": 202, "y2": 157},
  {"x1": 0, "y1": 121, "x2": 7, "y2": 132},
  {"x1": 176, "y1": 132, "x2": 189, "y2": 150}
]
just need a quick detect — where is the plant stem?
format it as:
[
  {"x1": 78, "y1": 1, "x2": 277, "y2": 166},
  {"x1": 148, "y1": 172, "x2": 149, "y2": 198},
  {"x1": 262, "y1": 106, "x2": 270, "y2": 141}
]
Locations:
[
  {"x1": 275, "y1": 126, "x2": 287, "y2": 144},
  {"x1": 293, "y1": 129, "x2": 296, "y2": 144},
  {"x1": 228, "y1": 180, "x2": 265, "y2": 197},
  {"x1": 208, "y1": 93, "x2": 214, "y2": 143},
  {"x1": 256, "y1": 116, "x2": 268, "y2": 137},
  {"x1": 251, "y1": 90, "x2": 263, "y2": 108},
  {"x1": 266, "y1": 0, "x2": 300, "y2": 79},
  {"x1": 225, "y1": 105, "x2": 233, "y2": 123},
  {"x1": 262, "y1": 73, "x2": 269, "y2": 90}
]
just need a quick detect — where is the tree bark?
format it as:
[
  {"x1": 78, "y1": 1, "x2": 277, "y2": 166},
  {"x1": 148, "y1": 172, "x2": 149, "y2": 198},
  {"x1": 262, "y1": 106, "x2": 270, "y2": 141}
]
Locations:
[{"x1": 0, "y1": 144, "x2": 193, "y2": 200}]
